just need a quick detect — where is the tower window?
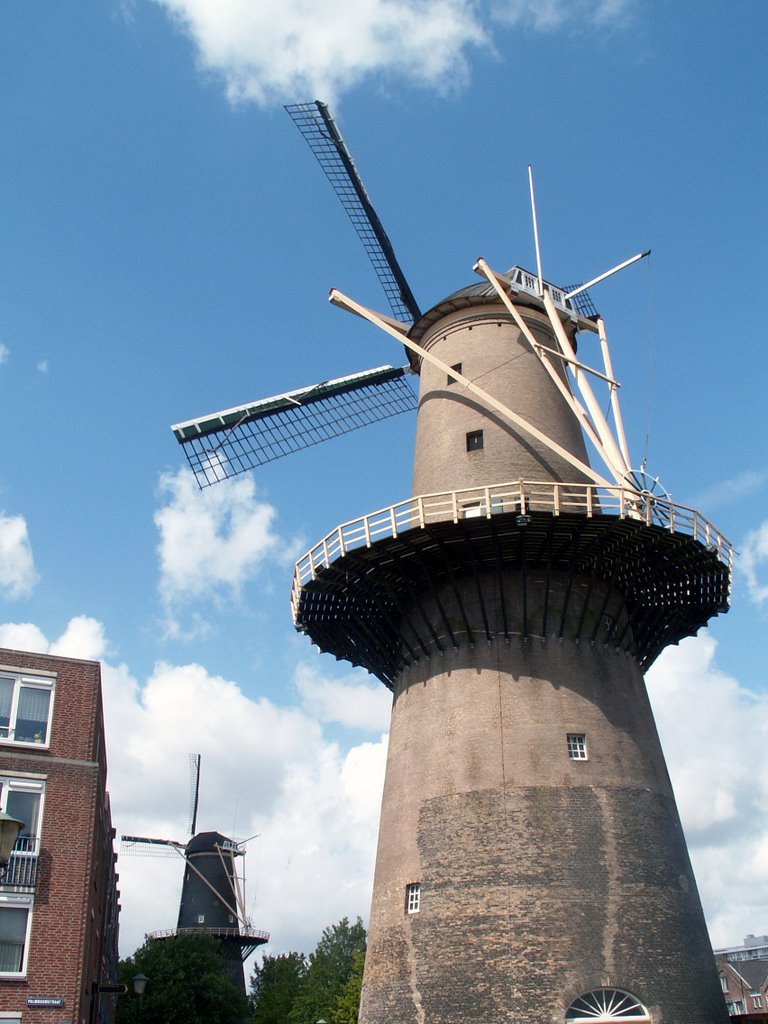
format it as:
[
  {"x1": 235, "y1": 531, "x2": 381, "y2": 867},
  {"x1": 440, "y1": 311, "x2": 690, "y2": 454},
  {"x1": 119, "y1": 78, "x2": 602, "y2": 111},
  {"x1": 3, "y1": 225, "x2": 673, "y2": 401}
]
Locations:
[
  {"x1": 405, "y1": 882, "x2": 421, "y2": 914},
  {"x1": 466, "y1": 430, "x2": 483, "y2": 452},
  {"x1": 567, "y1": 734, "x2": 588, "y2": 760},
  {"x1": 448, "y1": 363, "x2": 462, "y2": 384}
]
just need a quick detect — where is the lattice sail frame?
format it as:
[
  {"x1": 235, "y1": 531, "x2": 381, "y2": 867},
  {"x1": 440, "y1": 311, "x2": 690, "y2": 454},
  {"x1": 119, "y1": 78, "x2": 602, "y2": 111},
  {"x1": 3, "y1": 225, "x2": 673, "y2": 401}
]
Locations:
[
  {"x1": 285, "y1": 101, "x2": 421, "y2": 326},
  {"x1": 172, "y1": 365, "x2": 417, "y2": 488}
]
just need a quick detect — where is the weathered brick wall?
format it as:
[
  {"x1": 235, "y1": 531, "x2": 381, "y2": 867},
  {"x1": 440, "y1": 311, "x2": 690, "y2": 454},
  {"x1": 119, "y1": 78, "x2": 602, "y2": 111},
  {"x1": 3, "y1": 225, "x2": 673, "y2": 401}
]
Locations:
[
  {"x1": 360, "y1": 606, "x2": 728, "y2": 1024},
  {"x1": 0, "y1": 649, "x2": 118, "y2": 1024}
]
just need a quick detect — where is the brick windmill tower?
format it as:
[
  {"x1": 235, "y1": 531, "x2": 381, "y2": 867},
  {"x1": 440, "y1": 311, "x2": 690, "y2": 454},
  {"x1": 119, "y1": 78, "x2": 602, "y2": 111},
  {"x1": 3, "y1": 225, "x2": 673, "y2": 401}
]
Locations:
[{"x1": 173, "y1": 104, "x2": 732, "y2": 1024}]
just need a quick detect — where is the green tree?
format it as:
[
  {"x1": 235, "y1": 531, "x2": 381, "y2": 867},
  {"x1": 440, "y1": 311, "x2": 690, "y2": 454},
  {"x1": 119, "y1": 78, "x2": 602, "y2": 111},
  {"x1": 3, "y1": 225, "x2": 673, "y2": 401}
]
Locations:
[
  {"x1": 331, "y1": 948, "x2": 365, "y2": 1024},
  {"x1": 288, "y1": 918, "x2": 366, "y2": 1024},
  {"x1": 250, "y1": 951, "x2": 307, "y2": 1024},
  {"x1": 116, "y1": 932, "x2": 252, "y2": 1024}
]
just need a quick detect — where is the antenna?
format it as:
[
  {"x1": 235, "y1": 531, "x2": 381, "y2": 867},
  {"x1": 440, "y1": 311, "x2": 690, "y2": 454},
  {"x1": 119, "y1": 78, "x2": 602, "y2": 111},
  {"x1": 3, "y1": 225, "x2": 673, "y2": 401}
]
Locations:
[
  {"x1": 528, "y1": 165, "x2": 544, "y2": 296},
  {"x1": 188, "y1": 753, "x2": 201, "y2": 836}
]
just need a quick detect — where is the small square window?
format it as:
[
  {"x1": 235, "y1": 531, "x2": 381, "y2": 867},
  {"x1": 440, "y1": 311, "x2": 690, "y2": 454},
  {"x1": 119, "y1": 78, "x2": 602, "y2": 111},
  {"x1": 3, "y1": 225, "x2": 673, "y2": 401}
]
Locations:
[
  {"x1": 405, "y1": 882, "x2": 421, "y2": 914},
  {"x1": 567, "y1": 734, "x2": 588, "y2": 760},
  {"x1": 197, "y1": 914, "x2": 205, "y2": 924},
  {"x1": 753, "y1": 995, "x2": 762, "y2": 1008},
  {"x1": 448, "y1": 363, "x2": 462, "y2": 384},
  {"x1": 466, "y1": 430, "x2": 483, "y2": 452}
]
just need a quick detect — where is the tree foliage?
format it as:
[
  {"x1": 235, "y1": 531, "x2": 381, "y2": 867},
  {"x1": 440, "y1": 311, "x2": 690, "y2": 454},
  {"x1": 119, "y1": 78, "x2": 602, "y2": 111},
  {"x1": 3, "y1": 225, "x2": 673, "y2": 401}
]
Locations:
[
  {"x1": 250, "y1": 952, "x2": 307, "y2": 1024},
  {"x1": 331, "y1": 948, "x2": 365, "y2": 1024},
  {"x1": 249, "y1": 918, "x2": 366, "y2": 1024},
  {"x1": 116, "y1": 932, "x2": 251, "y2": 1024},
  {"x1": 287, "y1": 917, "x2": 366, "y2": 1024}
]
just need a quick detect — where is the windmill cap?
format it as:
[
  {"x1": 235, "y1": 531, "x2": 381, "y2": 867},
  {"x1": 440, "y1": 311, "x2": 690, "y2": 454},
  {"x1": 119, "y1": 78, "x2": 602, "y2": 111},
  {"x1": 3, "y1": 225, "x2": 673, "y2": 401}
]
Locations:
[{"x1": 186, "y1": 830, "x2": 232, "y2": 854}]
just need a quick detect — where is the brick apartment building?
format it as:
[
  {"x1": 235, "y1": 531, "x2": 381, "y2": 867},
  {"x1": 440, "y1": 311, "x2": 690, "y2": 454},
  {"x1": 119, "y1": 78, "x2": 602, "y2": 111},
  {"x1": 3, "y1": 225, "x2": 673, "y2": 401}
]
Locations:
[{"x1": 0, "y1": 649, "x2": 119, "y2": 1024}]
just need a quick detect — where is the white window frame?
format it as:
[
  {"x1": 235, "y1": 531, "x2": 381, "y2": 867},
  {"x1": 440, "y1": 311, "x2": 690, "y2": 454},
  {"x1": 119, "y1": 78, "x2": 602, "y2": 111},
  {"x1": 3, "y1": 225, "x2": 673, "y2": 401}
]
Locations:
[
  {"x1": 0, "y1": 669, "x2": 55, "y2": 748},
  {"x1": 0, "y1": 776, "x2": 45, "y2": 838},
  {"x1": 720, "y1": 976, "x2": 728, "y2": 992},
  {"x1": 405, "y1": 883, "x2": 421, "y2": 914},
  {"x1": 0, "y1": 896, "x2": 34, "y2": 978},
  {"x1": 567, "y1": 734, "x2": 588, "y2": 761},
  {"x1": 752, "y1": 994, "x2": 762, "y2": 1008}
]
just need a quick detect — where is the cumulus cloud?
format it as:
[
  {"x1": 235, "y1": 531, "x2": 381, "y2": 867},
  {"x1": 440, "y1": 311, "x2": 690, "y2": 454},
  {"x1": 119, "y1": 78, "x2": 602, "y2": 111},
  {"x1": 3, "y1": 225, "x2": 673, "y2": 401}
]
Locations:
[
  {"x1": 5, "y1": 613, "x2": 764, "y2": 957},
  {"x1": 0, "y1": 512, "x2": 39, "y2": 598},
  {"x1": 152, "y1": 0, "x2": 634, "y2": 107},
  {"x1": 0, "y1": 343, "x2": 8, "y2": 365},
  {"x1": 496, "y1": 0, "x2": 635, "y2": 30},
  {"x1": 691, "y1": 469, "x2": 768, "y2": 512},
  {"x1": 295, "y1": 661, "x2": 392, "y2": 731},
  {"x1": 0, "y1": 616, "x2": 388, "y2": 957},
  {"x1": 155, "y1": 468, "x2": 298, "y2": 629},
  {"x1": 740, "y1": 519, "x2": 768, "y2": 605},
  {"x1": 647, "y1": 633, "x2": 768, "y2": 945}
]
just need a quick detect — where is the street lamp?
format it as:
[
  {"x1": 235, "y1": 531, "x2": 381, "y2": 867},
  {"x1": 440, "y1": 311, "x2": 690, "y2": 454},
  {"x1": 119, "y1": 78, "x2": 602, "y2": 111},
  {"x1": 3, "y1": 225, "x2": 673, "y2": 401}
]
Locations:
[
  {"x1": 132, "y1": 973, "x2": 149, "y2": 1024},
  {"x1": 0, "y1": 812, "x2": 24, "y2": 879}
]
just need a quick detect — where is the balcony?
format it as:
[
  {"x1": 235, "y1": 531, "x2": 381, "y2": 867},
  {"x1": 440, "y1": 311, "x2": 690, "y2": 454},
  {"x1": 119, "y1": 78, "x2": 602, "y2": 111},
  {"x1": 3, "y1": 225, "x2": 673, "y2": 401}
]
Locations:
[{"x1": 2, "y1": 835, "x2": 39, "y2": 890}]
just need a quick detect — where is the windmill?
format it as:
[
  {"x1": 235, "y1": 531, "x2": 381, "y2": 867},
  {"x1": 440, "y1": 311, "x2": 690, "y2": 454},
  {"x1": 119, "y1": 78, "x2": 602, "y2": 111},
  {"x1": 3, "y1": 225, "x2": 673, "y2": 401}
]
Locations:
[
  {"x1": 120, "y1": 755, "x2": 268, "y2": 993},
  {"x1": 171, "y1": 104, "x2": 732, "y2": 1022}
]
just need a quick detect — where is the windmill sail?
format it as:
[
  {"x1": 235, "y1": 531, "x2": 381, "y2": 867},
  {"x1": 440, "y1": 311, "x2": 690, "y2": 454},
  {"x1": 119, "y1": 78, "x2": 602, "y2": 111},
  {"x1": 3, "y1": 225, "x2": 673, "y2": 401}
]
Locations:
[
  {"x1": 286, "y1": 100, "x2": 421, "y2": 325},
  {"x1": 172, "y1": 364, "x2": 417, "y2": 488}
]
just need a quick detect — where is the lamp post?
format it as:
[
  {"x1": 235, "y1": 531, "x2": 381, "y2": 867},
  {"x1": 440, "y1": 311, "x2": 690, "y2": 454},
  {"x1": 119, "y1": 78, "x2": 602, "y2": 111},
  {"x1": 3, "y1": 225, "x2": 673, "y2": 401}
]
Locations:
[
  {"x1": 132, "y1": 973, "x2": 149, "y2": 1024},
  {"x1": 0, "y1": 812, "x2": 24, "y2": 880}
]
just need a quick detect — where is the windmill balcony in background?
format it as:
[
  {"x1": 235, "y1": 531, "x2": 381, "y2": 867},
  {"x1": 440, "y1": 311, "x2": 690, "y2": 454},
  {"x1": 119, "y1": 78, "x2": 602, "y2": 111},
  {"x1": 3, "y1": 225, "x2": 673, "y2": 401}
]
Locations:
[{"x1": 1, "y1": 836, "x2": 40, "y2": 891}]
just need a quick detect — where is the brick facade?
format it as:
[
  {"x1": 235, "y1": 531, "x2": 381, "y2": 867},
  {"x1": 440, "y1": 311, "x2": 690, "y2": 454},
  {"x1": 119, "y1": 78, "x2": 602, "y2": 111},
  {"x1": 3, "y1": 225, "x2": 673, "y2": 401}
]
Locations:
[{"x1": 0, "y1": 649, "x2": 119, "y2": 1024}]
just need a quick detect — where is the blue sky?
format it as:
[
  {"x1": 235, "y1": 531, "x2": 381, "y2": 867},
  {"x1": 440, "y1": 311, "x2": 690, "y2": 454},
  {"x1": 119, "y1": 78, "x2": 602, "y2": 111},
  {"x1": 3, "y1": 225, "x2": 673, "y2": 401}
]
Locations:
[{"x1": 1, "y1": 0, "x2": 767, "y2": 961}]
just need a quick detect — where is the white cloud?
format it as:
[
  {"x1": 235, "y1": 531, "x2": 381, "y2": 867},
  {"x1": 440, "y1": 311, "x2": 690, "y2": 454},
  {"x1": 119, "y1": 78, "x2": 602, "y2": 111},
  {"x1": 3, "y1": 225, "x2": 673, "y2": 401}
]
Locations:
[
  {"x1": 494, "y1": 0, "x2": 635, "y2": 30},
  {"x1": 152, "y1": 0, "x2": 635, "y2": 107},
  {"x1": 740, "y1": 520, "x2": 768, "y2": 605},
  {"x1": 0, "y1": 621, "x2": 49, "y2": 652},
  {"x1": 647, "y1": 634, "x2": 768, "y2": 946},
  {"x1": 0, "y1": 343, "x2": 8, "y2": 365},
  {"x1": 294, "y1": 662, "x2": 392, "y2": 731},
  {"x1": 36, "y1": 360, "x2": 48, "y2": 374},
  {"x1": 690, "y1": 469, "x2": 768, "y2": 512},
  {"x1": 155, "y1": 468, "x2": 297, "y2": 618},
  {"x1": 0, "y1": 512, "x2": 39, "y2": 598},
  {"x1": 50, "y1": 615, "x2": 109, "y2": 660},
  {"x1": 0, "y1": 616, "x2": 388, "y2": 958},
  {"x1": 5, "y1": 614, "x2": 765, "y2": 959}
]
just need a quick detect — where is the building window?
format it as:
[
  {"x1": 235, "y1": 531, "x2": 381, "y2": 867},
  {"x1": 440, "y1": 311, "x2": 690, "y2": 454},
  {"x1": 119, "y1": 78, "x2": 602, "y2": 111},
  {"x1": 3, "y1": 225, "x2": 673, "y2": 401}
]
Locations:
[
  {"x1": 466, "y1": 430, "x2": 483, "y2": 452},
  {"x1": 753, "y1": 995, "x2": 762, "y2": 1008},
  {"x1": 448, "y1": 363, "x2": 462, "y2": 384},
  {"x1": 0, "y1": 777, "x2": 44, "y2": 889},
  {"x1": 0, "y1": 904, "x2": 31, "y2": 975},
  {"x1": 0, "y1": 672, "x2": 54, "y2": 746},
  {"x1": 720, "y1": 976, "x2": 728, "y2": 992},
  {"x1": 727, "y1": 1001, "x2": 745, "y2": 1015},
  {"x1": 566, "y1": 988, "x2": 650, "y2": 1021},
  {"x1": 405, "y1": 883, "x2": 421, "y2": 914},
  {"x1": 567, "y1": 734, "x2": 588, "y2": 760},
  {"x1": 0, "y1": 778, "x2": 44, "y2": 839}
]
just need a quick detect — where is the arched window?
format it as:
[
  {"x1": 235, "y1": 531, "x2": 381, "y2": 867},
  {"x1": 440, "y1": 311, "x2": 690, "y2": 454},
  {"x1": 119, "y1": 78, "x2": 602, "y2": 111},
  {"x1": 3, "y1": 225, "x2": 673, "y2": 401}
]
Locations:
[{"x1": 566, "y1": 988, "x2": 650, "y2": 1022}]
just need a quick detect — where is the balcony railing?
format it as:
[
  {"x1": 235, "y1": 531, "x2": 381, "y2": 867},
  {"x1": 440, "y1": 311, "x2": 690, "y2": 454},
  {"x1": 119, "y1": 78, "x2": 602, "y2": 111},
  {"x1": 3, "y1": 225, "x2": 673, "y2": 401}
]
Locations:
[
  {"x1": 2, "y1": 835, "x2": 39, "y2": 890},
  {"x1": 292, "y1": 478, "x2": 733, "y2": 618}
]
